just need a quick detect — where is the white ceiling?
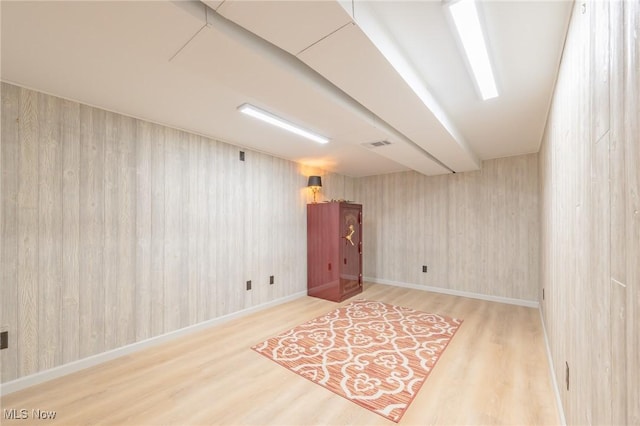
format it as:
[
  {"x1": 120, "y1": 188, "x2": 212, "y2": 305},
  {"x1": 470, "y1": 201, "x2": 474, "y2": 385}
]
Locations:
[{"x1": 0, "y1": 0, "x2": 572, "y2": 177}]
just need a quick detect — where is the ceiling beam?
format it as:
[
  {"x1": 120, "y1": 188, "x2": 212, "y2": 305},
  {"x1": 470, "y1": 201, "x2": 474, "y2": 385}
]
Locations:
[
  {"x1": 339, "y1": 0, "x2": 481, "y2": 169},
  {"x1": 173, "y1": 0, "x2": 457, "y2": 174}
]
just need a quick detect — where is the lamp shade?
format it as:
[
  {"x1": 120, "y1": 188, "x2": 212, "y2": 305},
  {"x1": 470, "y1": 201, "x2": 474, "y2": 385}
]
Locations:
[{"x1": 307, "y1": 176, "x2": 322, "y2": 188}]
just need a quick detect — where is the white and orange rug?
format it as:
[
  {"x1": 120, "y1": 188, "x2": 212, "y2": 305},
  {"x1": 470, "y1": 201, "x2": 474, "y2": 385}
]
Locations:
[{"x1": 252, "y1": 299, "x2": 462, "y2": 422}]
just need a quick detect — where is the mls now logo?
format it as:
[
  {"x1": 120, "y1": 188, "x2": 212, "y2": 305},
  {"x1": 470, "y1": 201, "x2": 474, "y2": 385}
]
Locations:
[{"x1": 4, "y1": 408, "x2": 57, "y2": 420}]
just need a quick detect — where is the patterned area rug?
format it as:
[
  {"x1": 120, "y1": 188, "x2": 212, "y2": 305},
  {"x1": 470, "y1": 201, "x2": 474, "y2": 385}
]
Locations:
[{"x1": 252, "y1": 299, "x2": 462, "y2": 422}]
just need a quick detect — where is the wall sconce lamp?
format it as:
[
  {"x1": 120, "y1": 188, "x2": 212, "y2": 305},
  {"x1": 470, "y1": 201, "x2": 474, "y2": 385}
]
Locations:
[{"x1": 307, "y1": 176, "x2": 322, "y2": 203}]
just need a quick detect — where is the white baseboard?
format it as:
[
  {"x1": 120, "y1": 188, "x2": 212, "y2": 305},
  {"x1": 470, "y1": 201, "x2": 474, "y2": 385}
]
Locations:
[
  {"x1": 539, "y1": 307, "x2": 567, "y2": 425},
  {"x1": 1, "y1": 290, "x2": 307, "y2": 396},
  {"x1": 365, "y1": 277, "x2": 540, "y2": 308}
]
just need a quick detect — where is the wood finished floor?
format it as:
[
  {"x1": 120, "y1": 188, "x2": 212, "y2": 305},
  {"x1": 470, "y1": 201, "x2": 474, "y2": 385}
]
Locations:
[{"x1": 1, "y1": 283, "x2": 559, "y2": 425}]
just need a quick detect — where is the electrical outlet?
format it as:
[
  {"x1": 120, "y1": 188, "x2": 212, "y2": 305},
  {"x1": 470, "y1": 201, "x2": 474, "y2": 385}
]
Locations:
[
  {"x1": 269, "y1": 275, "x2": 274, "y2": 285},
  {"x1": 246, "y1": 280, "x2": 252, "y2": 291},
  {"x1": 0, "y1": 331, "x2": 8, "y2": 350},
  {"x1": 565, "y1": 362, "x2": 569, "y2": 391},
  {"x1": 422, "y1": 265, "x2": 428, "y2": 273}
]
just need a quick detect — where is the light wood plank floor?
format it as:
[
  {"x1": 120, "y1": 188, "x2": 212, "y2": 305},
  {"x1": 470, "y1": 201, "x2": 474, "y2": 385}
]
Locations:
[{"x1": 1, "y1": 283, "x2": 559, "y2": 425}]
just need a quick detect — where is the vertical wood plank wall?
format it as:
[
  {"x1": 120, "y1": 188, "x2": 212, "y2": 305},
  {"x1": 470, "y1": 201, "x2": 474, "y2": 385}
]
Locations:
[
  {"x1": 623, "y1": 3, "x2": 639, "y2": 422},
  {"x1": 0, "y1": 82, "x2": 354, "y2": 383},
  {"x1": 354, "y1": 154, "x2": 539, "y2": 302},
  {"x1": 539, "y1": 1, "x2": 639, "y2": 424}
]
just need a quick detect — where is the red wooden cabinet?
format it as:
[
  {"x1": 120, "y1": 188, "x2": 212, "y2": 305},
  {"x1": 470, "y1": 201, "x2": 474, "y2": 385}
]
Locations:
[{"x1": 307, "y1": 202, "x2": 362, "y2": 302}]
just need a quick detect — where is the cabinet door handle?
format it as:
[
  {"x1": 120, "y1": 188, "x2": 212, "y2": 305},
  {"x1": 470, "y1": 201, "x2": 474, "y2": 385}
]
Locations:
[
  {"x1": 342, "y1": 224, "x2": 355, "y2": 246},
  {"x1": 344, "y1": 258, "x2": 347, "y2": 265}
]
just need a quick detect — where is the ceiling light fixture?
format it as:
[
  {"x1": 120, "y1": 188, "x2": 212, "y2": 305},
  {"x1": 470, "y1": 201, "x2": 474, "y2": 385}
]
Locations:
[
  {"x1": 448, "y1": 0, "x2": 499, "y2": 100},
  {"x1": 238, "y1": 103, "x2": 329, "y2": 144}
]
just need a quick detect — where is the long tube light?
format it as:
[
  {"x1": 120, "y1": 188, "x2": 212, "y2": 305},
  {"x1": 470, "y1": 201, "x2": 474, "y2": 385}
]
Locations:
[
  {"x1": 238, "y1": 103, "x2": 329, "y2": 144},
  {"x1": 449, "y1": 0, "x2": 498, "y2": 100}
]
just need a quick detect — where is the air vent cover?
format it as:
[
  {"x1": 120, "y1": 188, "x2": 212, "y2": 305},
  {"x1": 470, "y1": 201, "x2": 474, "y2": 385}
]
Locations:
[{"x1": 363, "y1": 140, "x2": 392, "y2": 148}]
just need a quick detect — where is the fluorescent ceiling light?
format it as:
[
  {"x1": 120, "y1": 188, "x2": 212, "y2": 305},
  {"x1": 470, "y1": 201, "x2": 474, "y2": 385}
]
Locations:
[
  {"x1": 238, "y1": 103, "x2": 329, "y2": 144},
  {"x1": 449, "y1": 0, "x2": 498, "y2": 100}
]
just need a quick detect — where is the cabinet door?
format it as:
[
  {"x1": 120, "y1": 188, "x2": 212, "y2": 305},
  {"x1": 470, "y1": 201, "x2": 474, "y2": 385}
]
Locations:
[
  {"x1": 307, "y1": 203, "x2": 340, "y2": 300},
  {"x1": 340, "y1": 204, "x2": 362, "y2": 296}
]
